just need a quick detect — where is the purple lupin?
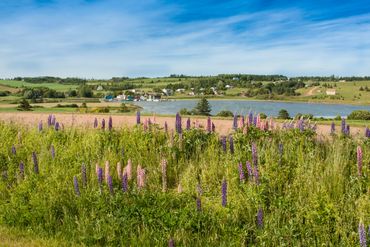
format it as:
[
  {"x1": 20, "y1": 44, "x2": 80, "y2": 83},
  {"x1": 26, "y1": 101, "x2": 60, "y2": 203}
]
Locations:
[
  {"x1": 97, "y1": 167, "x2": 103, "y2": 187},
  {"x1": 357, "y1": 146, "x2": 363, "y2": 177},
  {"x1": 81, "y1": 163, "x2": 87, "y2": 187},
  {"x1": 168, "y1": 238, "x2": 175, "y2": 247},
  {"x1": 54, "y1": 122, "x2": 60, "y2": 131},
  {"x1": 164, "y1": 121, "x2": 168, "y2": 133},
  {"x1": 278, "y1": 143, "x2": 283, "y2": 157},
  {"x1": 248, "y1": 112, "x2": 253, "y2": 126},
  {"x1": 257, "y1": 208, "x2": 263, "y2": 228},
  {"x1": 246, "y1": 161, "x2": 253, "y2": 180},
  {"x1": 107, "y1": 175, "x2": 114, "y2": 195},
  {"x1": 330, "y1": 122, "x2": 335, "y2": 134},
  {"x1": 186, "y1": 118, "x2": 191, "y2": 130},
  {"x1": 73, "y1": 176, "x2": 80, "y2": 196},
  {"x1": 253, "y1": 166, "x2": 260, "y2": 185},
  {"x1": 341, "y1": 118, "x2": 346, "y2": 134},
  {"x1": 19, "y1": 162, "x2": 24, "y2": 179},
  {"x1": 108, "y1": 116, "x2": 113, "y2": 131},
  {"x1": 32, "y1": 152, "x2": 39, "y2": 174},
  {"x1": 38, "y1": 121, "x2": 43, "y2": 131},
  {"x1": 47, "y1": 114, "x2": 52, "y2": 127},
  {"x1": 366, "y1": 127, "x2": 370, "y2": 138},
  {"x1": 221, "y1": 136, "x2": 227, "y2": 152},
  {"x1": 221, "y1": 179, "x2": 227, "y2": 207},
  {"x1": 136, "y1": 111, "x2": 141, "y2": 125},
  {"x1": 122, "y1": 172, "x2": 128, "y2": 192},
  {"x1": 50, "y1": 145, "x2": 55, "y2": 159},
  {"x1": 94, "y1": 118, "x2": 98, "y2": 128},
  {"x1": 359, "y1": 222, "x2": 367, "y2": 247},
  {"x1": 238, "y1": 162, "x2": 245, "y2": 182},
  {"x1": 11, "y1": 145, "x2": 16, "y2": 155},
  {"x1": 101, "y1": 119, "x2": 105, "y2": 130},
  {"x1": 212, "y1": 122, "x2": 215, "y2": 132},
  {"x1": 207, "y1": 117, "x2": 212, "y2": 133},
  {"x1": 229, "y1": 136, "x2": 234, "y2": 154},
  {"x1": 233, "y1": 113, "x2": 238, "y2": 130},
  {"x1": 175, "y1": 113, "x2": 182, "y2": 134},
  {"x1": 196, "y1": 197, "x2": 202, "y2": 212},
  {"x1": 345, "y1": 125, "x2": 350, "y2": 135}
]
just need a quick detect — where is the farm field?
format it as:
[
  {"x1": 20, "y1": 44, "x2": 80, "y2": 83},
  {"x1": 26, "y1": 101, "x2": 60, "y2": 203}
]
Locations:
[
  {"x1": 0, "y1": 113, "x2": 369, "y2": 246},
  {"x1": 0, "y1": 80, "x2": 78, "y2": 92}
]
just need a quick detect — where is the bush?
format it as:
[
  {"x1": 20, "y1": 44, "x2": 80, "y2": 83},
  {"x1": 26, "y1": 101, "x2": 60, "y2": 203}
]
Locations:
[
  {"x1": 180, "y1": 108, "x2": 192, "y2": 115},
  {"x1": 260, "y1": 112, "x2": 267, "y2": 119},
  {"x1": 216, "y1": 110, "x2": 234, "y2": 117},
  {"x1": 55, "y1": 104, "x2": 79, "y2": 108},
  {"x1": 347, "y1": 110, "x2": 370, "y2": 120},
  {"x1": 0, "y1": 91, "x2": 10, "y2": 97},
  {"x1": 277, "y1": 109, "x2": 290, "y2": 119}
]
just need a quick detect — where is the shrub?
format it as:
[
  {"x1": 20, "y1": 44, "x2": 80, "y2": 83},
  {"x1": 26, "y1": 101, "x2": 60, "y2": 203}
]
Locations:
[
  {"x1": 278, "y1": 109, "x2": 290, "y2": 119},
  {"x1": 347, "y1": 110, "x2": 370, "y2": 120},
  {"x1": 216, "y1": 110, "x2": 234, "y2": 117}
]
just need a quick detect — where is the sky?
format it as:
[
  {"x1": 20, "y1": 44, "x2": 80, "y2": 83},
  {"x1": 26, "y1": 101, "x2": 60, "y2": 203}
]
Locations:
[{"x1": 1, "y1": 0, "x2": 370, "y2": 78}]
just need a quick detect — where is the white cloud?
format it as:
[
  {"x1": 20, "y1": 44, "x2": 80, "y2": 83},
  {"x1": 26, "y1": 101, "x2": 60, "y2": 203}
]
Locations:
[{"x1": 0, "y1": 2, "x2": 370, "y2": 78}]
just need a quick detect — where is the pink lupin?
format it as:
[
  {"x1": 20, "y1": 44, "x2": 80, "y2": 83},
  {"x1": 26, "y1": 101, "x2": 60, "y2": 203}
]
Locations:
[
  {"x1": 117, "y1": 162, "x2": 122, "y2": 180},
  {"x1": 104, "y1": 161, "x2": 110, "y2": 182},
  {"x1": 124, "y1": 159, "x2": 132, "y2": 180},
  {"x1": 256, "y1": 114, "x2": 261, "y2": 128}
]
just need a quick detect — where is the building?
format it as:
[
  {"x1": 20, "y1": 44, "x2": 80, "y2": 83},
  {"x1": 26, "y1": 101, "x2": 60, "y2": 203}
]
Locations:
[
  {"x1": 96, "y1": 85, "x2": 103, "y2": 91},
  {"x1": 162, "y1": 88, "x2": 173, "y2": 96},
  {"x1": 326, "y1": 89, "x2": 336, "y2": 95}
]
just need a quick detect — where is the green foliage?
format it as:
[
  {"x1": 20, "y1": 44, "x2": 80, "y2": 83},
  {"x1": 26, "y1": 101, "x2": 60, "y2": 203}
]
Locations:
[
  {"x1": 193, "y1": 98, "x2": 212, "y2": 116},
  {"x1": 278, "y1": 109, "x2": 290, "y2": 119},
  {"x1": 216, "y1": 110, "x2": 234, "y2": 117},
  {"x1": 179, "y1": 108, "x2": 191, "y2": 115},
  {"x1": 0, "y1": 122, "x2": 368, "y2": 245},
  {"x1": 17, "y1": 99, "x2": 32, "y2": 111},
  {"x1": 347, "y1": 110, "x2": 370, "y2": 120},
  {"x1": 78, "y1": 86, "x2": 94, "y2": 98}
]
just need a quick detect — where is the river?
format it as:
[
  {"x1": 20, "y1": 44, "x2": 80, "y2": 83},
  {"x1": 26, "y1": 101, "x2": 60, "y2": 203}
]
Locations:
[{"x1": 132, "y1": 100, "x2": 370, "y2": 118}]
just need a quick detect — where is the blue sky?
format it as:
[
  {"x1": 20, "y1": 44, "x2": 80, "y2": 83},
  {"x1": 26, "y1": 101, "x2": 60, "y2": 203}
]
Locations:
[{"x1": 1, "y1": 0, "x2": 370, "y2": 78}]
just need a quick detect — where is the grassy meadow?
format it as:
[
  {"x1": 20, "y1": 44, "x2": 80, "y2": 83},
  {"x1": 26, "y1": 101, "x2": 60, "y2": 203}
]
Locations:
[{"x1": 0, "y1": 115, "x2": 369, "y2": 246}]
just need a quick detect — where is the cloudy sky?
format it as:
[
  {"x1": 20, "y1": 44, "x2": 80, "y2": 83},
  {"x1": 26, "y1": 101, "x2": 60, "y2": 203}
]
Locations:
[{"x1": 1, "y1": 0, "x2": 370, "y2": 78}]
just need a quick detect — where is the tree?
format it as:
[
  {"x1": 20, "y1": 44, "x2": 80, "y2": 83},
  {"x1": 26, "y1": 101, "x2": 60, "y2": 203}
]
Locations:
[
  {"x1": 278, "y1": 109, "x2": 290, "y2": 119},
  {"x1": 17, "y1": 99, "x2": 32, "y2": 111},
  {"x1": 78, "y1": 85, "x2": 93, "y2": 98},
  {"x1": 193, "y1": 97, "x2": 212, "y2": 116}
]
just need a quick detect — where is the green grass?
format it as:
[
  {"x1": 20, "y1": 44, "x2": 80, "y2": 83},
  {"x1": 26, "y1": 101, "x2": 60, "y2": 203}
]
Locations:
[
  {"x1": 0, "y1": 80, "x2": 78, "y2": 92},
  {"x1": 0, "y1": 120, "x2": 369, "y2": 246}
]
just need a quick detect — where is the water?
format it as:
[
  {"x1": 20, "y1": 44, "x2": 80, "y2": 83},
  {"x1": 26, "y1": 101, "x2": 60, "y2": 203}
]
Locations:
[{"x1": 133, "y1": 100, "x2": 370, "y2": 118}]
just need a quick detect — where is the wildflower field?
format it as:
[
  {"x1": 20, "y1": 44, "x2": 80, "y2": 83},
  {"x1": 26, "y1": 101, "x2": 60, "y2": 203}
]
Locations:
[{"x1": 0, "y1": 113, "x2": 369, "y2": 246}]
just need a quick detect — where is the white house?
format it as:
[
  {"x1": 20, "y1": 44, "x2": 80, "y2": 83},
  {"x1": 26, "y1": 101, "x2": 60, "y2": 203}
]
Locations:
[
  {"x1": 162, "y1": 88, "x2": 173, "y2": 96},
  {"x1": 176, "y1": 88, "x2": 185, "y2": 93},
  {"x1": 97, "y1": 85, "x2": 103, "y2": 91},
  {"x1": 326, "y1": 89, "x2": 336, "y2": 95}
]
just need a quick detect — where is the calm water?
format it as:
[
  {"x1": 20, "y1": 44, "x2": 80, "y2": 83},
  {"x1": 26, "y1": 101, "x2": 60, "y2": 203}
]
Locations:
[{"x1": 133, "y1": 100, "x2": 370, "y2": 118}]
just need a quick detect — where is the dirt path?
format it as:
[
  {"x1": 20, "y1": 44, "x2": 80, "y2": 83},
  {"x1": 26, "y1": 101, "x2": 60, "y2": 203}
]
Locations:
[
  {"x1": 305, "y1": 86, "x2": 319, "y2": 96},
  {"x1": 0, "y1": 112, "x2": 365, "y2": 137}
]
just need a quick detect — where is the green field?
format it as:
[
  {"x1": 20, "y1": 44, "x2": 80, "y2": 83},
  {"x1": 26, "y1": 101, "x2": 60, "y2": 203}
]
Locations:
[
  {"x1": 0, "y1": 80, "x2": 78, "y2": 92},
  {"x1": 0, "y1": 118, "x2": 369, "y2": 245}
]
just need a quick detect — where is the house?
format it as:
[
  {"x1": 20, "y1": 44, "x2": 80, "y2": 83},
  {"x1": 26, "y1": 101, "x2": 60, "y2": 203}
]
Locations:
[
  {"x1": 326, "y1": 89, "x2": 336, "y2": 95},
  {"x1": 162, "y1": 88, "x2": 173, "y2": 96},
  {"x1": 97, "y1": 85, "x2": 103, "y2": 91},
  {"x1": 104, "y1": 95, "x2": 114, "y2": 101},
  {"x1": 225, "y1": 85, "x2": 233, "y2": 89},
  {"x1": 176, "y1": 88, "x2": 185, "y2": 93},
  {"x1": 116, "y1": 94, "x2": 126, "y2": 101}
]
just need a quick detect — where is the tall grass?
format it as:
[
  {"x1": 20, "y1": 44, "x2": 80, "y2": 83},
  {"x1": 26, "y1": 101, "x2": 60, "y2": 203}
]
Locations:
[{"x1": 0, "y1": 120, "x2": 368, "y2": 246}]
